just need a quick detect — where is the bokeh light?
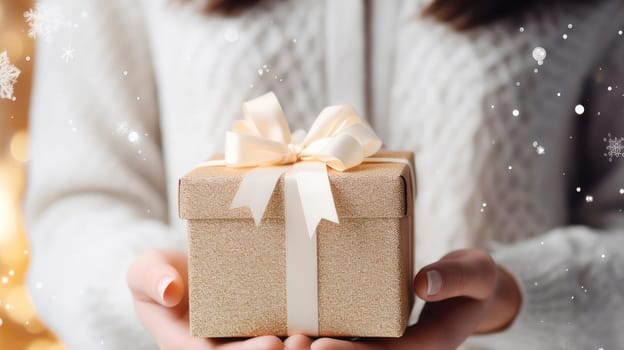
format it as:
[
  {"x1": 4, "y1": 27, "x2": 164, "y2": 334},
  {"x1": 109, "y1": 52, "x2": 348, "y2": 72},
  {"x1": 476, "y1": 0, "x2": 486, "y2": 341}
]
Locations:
[
  {"x1": 0, "y1": 0, "x2": 66, "y2": 348},
  {"x1": 0, "y1": 180, "x2": 18, "y2": 244},
  {"x1": 10, "y1": 130, "x2": 29, "y2": 162}
]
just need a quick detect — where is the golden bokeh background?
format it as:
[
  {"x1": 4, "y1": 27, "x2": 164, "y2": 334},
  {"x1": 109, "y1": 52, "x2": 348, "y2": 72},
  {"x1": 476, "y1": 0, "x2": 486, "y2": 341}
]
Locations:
[{"x1": 0, "y1": 0, "x2": 66, "y2": 349}]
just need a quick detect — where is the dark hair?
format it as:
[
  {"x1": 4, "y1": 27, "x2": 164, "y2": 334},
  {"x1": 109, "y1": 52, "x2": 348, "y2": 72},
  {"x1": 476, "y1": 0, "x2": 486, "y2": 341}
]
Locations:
[{"x1": 203, "y1": 0, "x2": 595, "y2": 30}]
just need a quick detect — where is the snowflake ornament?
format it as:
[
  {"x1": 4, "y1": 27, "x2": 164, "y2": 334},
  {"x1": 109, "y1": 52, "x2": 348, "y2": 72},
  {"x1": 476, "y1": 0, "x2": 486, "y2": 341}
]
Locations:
[
  {"x1": 61, "y1": 44, "x2": 75, "y2": 63},
  {"x1": 0, "y1": 51, "x2": 21, "y2": 100},
  {"x1": 24, "y1": 3, "x2": 68, "y2": 41},
  {"x1": 604, "y1": 134, "x2": 624, "y2": 161}
]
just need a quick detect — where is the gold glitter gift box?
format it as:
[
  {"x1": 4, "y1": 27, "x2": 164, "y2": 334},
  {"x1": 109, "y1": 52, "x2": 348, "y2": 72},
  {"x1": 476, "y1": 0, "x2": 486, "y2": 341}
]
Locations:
[{"x1": 178, "y1": 151, "x2": 415, "y2": 338}]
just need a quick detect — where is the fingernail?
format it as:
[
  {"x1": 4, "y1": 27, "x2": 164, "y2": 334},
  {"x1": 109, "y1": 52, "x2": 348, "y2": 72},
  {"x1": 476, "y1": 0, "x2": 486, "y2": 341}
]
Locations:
[
  {"x1": 426, "y1": 270, "x2": 442, "y2": 295},
  {"x1": 157, "y1": 276, "x2": 175, "y2": 302}
]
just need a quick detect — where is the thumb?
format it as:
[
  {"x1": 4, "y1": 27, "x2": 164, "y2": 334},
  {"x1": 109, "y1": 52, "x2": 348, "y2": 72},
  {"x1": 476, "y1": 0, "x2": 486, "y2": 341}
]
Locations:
[
  {"x1": 414, "y1": 249, "x2": 497, "y2": 302},
  {"x1": 127, "y1": 249, "x2": 187, "y2": 307}
]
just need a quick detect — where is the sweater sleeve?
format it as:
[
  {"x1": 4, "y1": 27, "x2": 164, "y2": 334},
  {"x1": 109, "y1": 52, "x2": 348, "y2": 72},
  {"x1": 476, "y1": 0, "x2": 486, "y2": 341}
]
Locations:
[
  {"x1": 468, "y1": 37, "x2": 624, "y2": 349},
  {"x1": 25, "y1": 1, "x2": 183, "y2": 349}
]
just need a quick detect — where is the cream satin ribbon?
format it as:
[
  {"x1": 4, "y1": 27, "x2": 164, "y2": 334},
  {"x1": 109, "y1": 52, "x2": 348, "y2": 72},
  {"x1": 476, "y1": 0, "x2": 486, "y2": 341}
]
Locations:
[
  {"x1": 199, "y1": 92, "x2": 413, "y2": 336},
  {"x1": 222, "y1": 91, "x2": 383, "y2": 237}
]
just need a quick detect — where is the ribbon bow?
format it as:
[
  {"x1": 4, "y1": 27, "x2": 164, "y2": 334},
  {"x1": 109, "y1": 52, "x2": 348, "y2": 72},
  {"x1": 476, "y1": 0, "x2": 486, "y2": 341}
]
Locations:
[{"x1": 224, "y1": 92, "x2": 382, "y2": 238}]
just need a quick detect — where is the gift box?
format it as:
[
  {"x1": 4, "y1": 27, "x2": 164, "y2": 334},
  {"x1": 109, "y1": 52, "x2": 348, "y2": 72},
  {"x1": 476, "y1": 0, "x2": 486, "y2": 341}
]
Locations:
[
  {"x1": 179, "y1": 150, "x2": 415, "y2": 338},
  {"x1": 178, "y1": 91, "x2": 416, "y2": 338}
]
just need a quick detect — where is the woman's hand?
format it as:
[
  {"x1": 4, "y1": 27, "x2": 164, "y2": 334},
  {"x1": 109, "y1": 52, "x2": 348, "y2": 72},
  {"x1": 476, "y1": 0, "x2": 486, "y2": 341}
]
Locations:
[
  {"x1": 290, "y1": 249, "x2": 522, "y2": 350},
  {"x1": 127, "y1": 249, "x2": 284, "y2": 350}
]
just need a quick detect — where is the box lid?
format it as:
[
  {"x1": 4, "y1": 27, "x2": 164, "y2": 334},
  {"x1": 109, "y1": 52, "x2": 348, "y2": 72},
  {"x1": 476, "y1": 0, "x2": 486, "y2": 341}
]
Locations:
[{"x1": 179, "y1": 151, "x2": 415, "y2": 220}]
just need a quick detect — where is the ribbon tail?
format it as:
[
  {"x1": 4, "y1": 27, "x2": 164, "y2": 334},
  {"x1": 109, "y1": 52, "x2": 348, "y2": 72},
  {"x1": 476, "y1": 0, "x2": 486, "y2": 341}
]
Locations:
[
  {"x1": 284, "y1": 170, "x2": 319, "y2": 335},
  {"x1": 291, "y1": 161, "x2": 339, "y2": 239},
  {"x1": 230, "y1": 166, "x2": 290, "y2": 225}
]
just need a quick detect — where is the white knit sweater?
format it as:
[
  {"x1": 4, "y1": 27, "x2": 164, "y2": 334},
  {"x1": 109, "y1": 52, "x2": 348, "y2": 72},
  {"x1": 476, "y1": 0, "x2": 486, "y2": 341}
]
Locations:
[{"x1": 25, "y1": 0, "x2": 624, "y2": 349}]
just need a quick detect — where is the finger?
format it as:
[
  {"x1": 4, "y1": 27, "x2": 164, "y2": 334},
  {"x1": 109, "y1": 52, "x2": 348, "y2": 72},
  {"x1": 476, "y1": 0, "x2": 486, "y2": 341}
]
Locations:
[
  {"x1": 210, "y1": 335, "x2": 284, "y2": 350},
  {"x1": 312, "y1": 298, "x2": 490, "y2": 350},
  {"x1": 311, "y1": 337, "x2": 385, "y2": 350},
  {"x1": 136, "y1": 298, "x2": 284, "y2": 350},
  {"x1": 311, "y1": 297, "x2": 492, "y2": 350},
  {"x1": 133, "y1": 300, "x2": 212, "y2": 350},
  {"x1": 127, "y1": 249, "x2": 187, "y2": 307},
  {"x1": 414, "y1": 249, "x2": 497, "y2": 302},
  {"x1": 284, "y1": 334, "x2": 314, "y2": 350},
  {"x1": 475, "y1": 265, "x2": 523, "y2": 333},
  {"x1": 402, "y1": 297, "x2": 489, "y2": 350}
]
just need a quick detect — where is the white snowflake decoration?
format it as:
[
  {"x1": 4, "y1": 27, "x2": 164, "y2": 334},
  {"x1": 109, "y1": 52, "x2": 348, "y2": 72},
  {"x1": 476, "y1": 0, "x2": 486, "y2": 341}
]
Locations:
[
  {"x1": 0, "y1": 51, "x2": 21, "y2": 100},
  {"x1": 604, "y1": 135, "x2": 624, "y2": 161},
  {"x1": 61, "y1": 44, "x2": 75, "y2": 63},
  {"x1": 24, "y1": 3, "x2": 67, "y2": 40}
]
